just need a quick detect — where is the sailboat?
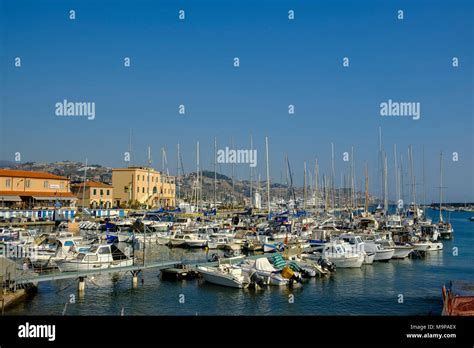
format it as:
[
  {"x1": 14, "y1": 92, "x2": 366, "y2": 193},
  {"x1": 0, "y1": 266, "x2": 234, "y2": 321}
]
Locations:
[{"x1": 437, "y1": 152, "x2": 454, "y2": 240}]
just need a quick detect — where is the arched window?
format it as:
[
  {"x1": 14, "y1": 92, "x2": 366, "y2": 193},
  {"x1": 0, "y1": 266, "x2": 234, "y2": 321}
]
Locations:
[{"x1": 153, "y1": 186, "x2": 157, "y2": 194}]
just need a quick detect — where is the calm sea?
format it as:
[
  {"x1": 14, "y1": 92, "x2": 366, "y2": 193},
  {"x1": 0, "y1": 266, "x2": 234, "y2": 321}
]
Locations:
[{"x1": 6, "y1": 209, "x2": 474, "y2": 315}]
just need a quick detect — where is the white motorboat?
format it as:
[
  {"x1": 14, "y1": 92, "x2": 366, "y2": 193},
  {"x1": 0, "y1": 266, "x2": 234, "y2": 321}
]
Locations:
[
  {"x1": 56, "y1": 244, "x2": 134, "y2": 272},
  {"x1": 338, "y1": 234, "x2": 374, "y2": 264},
  {"x1": 29, "y1": 236, "x2": 91, "y2": 268},
  {"x1": 198, "y1": 264, "x2": 247, "y2": 288},
  {"x1": 184, "y1": 234, "x2": 208, "y2": 248},
  {"x1": 321, "y1": 241, "x2": 364, "y2": 268},
  {"x1": 207, "y1": 235, "x2": 232, "y2": 249},
  {"x1": 168, "y1": 231, "x2": 187, "y2": 247},
  {"x1": 168, "y1": 232, "x2": 207, "y2": 247},
  {"x1": 378, "y1": 240, "x2": 413, "y2": 259},
  {"x1": 364, "y1": 241, "x2": 395, "y2": 261}
]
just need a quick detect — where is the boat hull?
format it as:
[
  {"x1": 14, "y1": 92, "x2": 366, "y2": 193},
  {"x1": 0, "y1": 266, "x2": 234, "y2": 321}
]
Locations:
[
  {"x1": 374, "y1": 248, "x2": 395, "y2": 262},
  {"x1": 57, "y1": 258, "x2": 134, "y2": 272},
  {"x1": 391, "y1": 246, "x2": 413, "y2": 259},
  {"x1": 326, "y1": 255, "x2": 364, "y2": 268},
  {"x1": 198, "y1": 268, "x2": 246, "y2": 288}
]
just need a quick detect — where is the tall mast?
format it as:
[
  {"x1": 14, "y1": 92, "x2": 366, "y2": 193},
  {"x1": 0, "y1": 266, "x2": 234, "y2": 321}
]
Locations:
[
  {"x1": 148, "y1": 146, "x2": 151, "y2": 209},
  {"x1": 331, "y1": 142, "x2": 335, "y2": 210},
  {"x1": 314, "y1": 159, "x2": 319, "y2": 208},
  {"x1": 81, "y1": 158, "x2": 88, "y2": 220},
  {"x1": 196, "y1": 141, "x2": 200, "y2": 212},
  {"x1": 265, "y1": 136, "x2": 271, "y2": 215},
  {"x1": 422, "y1": 146, "x2": 426, "y2": 209},
  {"x1": 384, "y1": 154, "x2": 388, "y2": 214},
  {"x1": 176, "y1": 143, "x2": 180, "y2": 201},
  {"x1": 214, "y1": 137, "x2": 217, "y2": 209},
  {"x1": 439, "y1": 151, "x2": 443, "y2": 222},
  {"x1": 351, "y1": 146, "x2": 355, "y2": 210},
  {"x1": 285, "y1": 154, "x2": 290, "y2": 201},
  {"x1": 409, "y1": 145, "x2": 416, "y2": 206},
  {"x1": 250, "y1": 134, "x2": 253, "y2": 205},
  {"x1": 303, "y1": 161, "x2": 307, "y2": 211},
  {"x1": 364, "y1": 162, "x2": 369, "y2": 214},
  {"x1": 128, "y1": 129, "x2": 133, "y2": 166},
  {"x1": 394, "y1": 144, "x2": 399, "y2": 213},
  {"x1": 378, "y1": 126, "x2": 383, "y2": 206}
]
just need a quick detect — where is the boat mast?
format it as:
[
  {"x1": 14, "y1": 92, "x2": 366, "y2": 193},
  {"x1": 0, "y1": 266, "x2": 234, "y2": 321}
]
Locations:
[
  {"x1": 378, "y1": 126, "x2": 383, "y2": 207},
  {"x1": 394, "y1": 144, "x2": 399, "y2": 214},
  {"x1": 303, "y1": 161, "x2": 307, "y2": 211},
  {"x1": 364, "y1": 162, "x2": 369, "y2": 214},
  {"x1": 331, "y1": 142, "x2": 335, "y2": 210},
  {"x1": 231, "y1": 136, "x2": 235, "y2": 209},
  {"x1": 439, "y1": 151, "x2": 444, "y2": 222},
  {"x1": 81, "y1": 158, "x2": 88, "y2": 221},
  {"x1": 265, "y1": 136, "x2": 271, "y2": 215},
  {"x1": 147, "y1": 146, "x2": 151, "y2": 209},
  {"x1": 176, "y1": 143, "x2": 180, "y2": 201},
  {"x1": 214, "y1": 137, "x2": 217, "y2": 209},
  {"x1": 314, "y1": 159, "x2": 319, "y2": 209},
  {"x1": 250, "y1": 134, "x2": 253, "y2": 206},
  {"x1": 196, "y1": 141, "x2": 200, "y2": 212},
  {"x1": 422, "y1": 146, "x2": 426, "y2": 210},
  {"x1": 384, "y1": 154, "x2": 388, "y2": 215},
  {"x1": 350, "y1": 146, "x2": 355, "y2": 211}
]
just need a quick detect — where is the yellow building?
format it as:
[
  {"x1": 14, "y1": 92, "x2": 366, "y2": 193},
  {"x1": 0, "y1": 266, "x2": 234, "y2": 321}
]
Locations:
[
  {"x1": 71, "y1": 181, "x2": 114, "y2": 209},
  {"x1": 112, "y1": 167, "x2": 175, "y2": 208},
  {"x1": 0, "y1": 169, "x2": 76, "y2": 209}
]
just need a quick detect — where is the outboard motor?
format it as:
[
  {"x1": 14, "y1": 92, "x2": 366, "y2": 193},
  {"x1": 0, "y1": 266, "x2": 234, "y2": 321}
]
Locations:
[
  {"x1": 249, "y1": 270, "x2": 266, "y2": 288},
  {"x1": 318, "y1": 257, "x2": 336, "y2": 273},
  {"x1": 208, "y1": 253, "x2": 219, "y2": 262}
]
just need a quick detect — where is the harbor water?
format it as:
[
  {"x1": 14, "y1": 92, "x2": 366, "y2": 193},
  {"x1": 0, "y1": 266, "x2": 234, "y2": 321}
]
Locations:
[{"x1": 5, "y1": 209, "x2": 474, "y2": 316}]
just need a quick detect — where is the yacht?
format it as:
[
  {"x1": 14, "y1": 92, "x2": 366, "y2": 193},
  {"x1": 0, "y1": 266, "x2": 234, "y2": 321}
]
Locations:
[{"x1": 56, "y1": 244, "x2": 134, "y2": 272}]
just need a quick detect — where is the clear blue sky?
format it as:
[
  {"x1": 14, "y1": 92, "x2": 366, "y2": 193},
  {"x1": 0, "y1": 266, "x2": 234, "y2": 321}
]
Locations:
[{"x1": 1, "y1": 0, "x2": 473, "y2": 202}]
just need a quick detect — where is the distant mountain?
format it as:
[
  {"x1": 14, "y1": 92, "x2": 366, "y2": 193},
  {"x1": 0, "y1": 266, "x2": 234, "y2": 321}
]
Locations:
[{"x1": 0, "y1": 160, "x2": 18, "y2": 168}]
